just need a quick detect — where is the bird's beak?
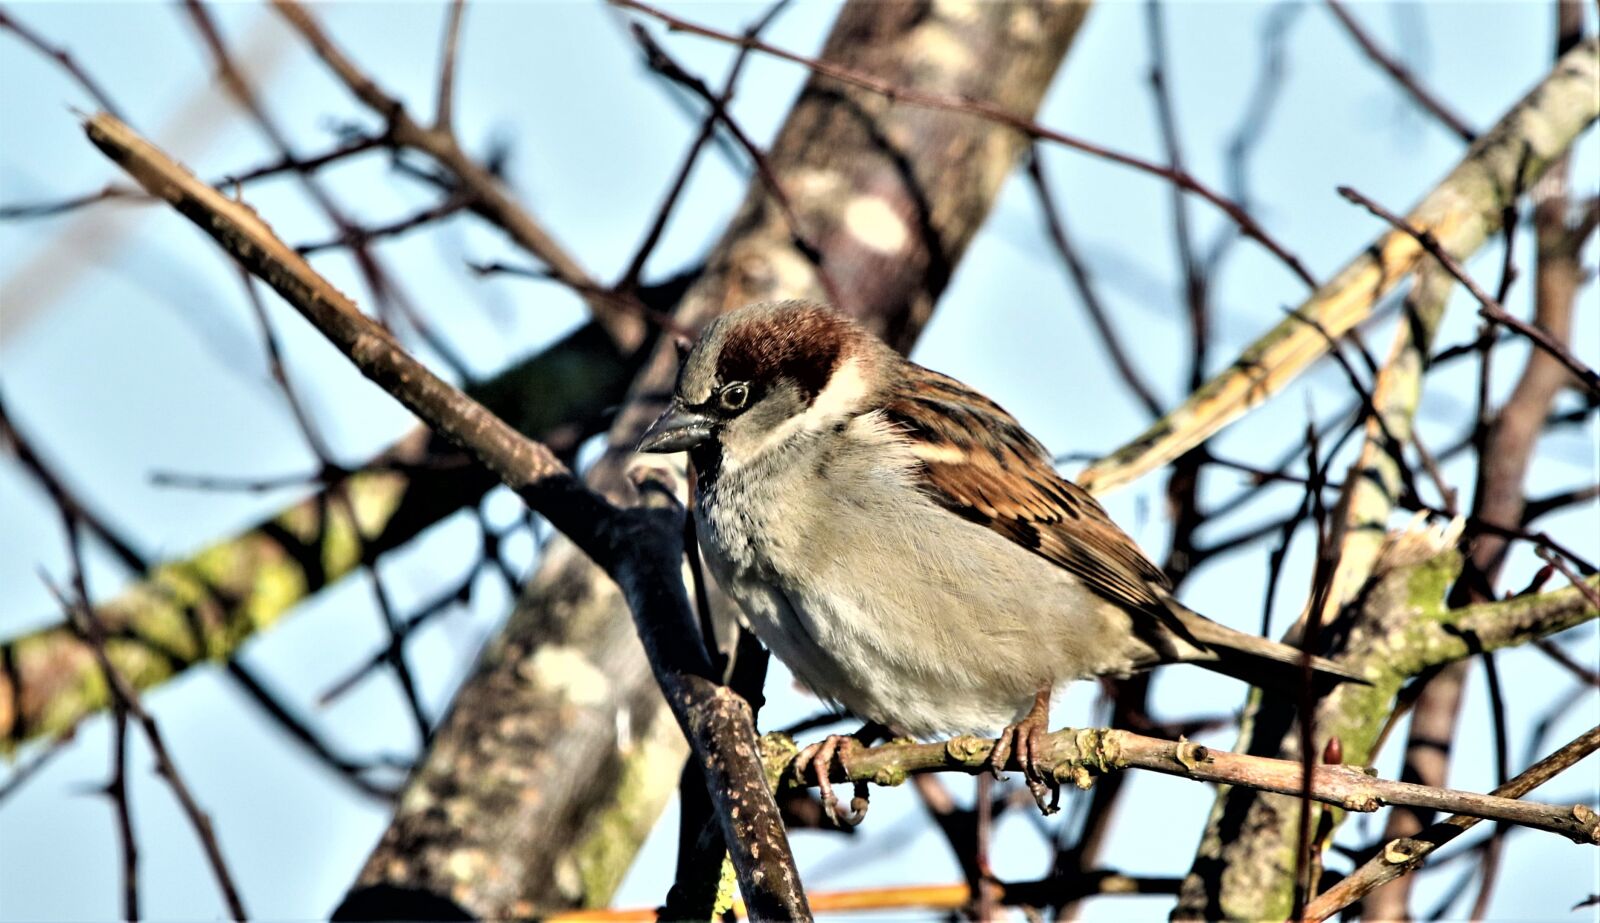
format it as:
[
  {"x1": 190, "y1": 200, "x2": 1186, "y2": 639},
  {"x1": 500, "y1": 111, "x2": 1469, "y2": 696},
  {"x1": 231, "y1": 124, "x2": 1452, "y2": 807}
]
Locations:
[{"x1": 638, "y1": 401, "x2": 715, "y2": 453}]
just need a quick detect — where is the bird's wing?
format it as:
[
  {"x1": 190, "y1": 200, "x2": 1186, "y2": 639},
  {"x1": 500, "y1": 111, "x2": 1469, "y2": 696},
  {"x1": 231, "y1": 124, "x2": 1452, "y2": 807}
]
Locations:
[{"x1": 881, "y1": 365, "x2": 1177, "y2": 621}]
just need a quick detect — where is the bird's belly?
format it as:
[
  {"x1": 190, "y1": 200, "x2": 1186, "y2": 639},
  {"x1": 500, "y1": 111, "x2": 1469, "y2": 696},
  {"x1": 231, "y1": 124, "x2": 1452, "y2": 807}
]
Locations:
[
  {"x1": 714, "y1": 566, "x2": 1027, "y2": 737},
  {"x1": 696, "y1": 446, "x2": 1142, "y2": 737}
]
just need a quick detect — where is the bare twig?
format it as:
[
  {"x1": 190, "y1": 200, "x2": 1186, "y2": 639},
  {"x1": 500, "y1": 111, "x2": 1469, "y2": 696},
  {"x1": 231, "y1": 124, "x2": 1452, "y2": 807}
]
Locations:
[
  {"x1": 271, "y1": 0, "x2": 648, "y2": 351},
  {"x1": 612, "y1": 0, "x2": 1318, "y2": 287},
  {"x1": 628, "y1": 23, "x2": 846, "y2": 313},
  {"x1": 184, "y1": 0, "x2": 472, "y2": 377},
  {"x1": 44, "y1": 525, "x2": 247, "y2": 919},
  {"x1": 1338, "y1": 185, "x2": 1600, "y2": 395},
  {"x1": 0, "y1": 5, "x2": 125, "y2": 119},
  {"x1": 224, "y1": 660, "x2": 400, "y2": 801},
  {"x1": 1078, "y1": 40, "x2": 1599, "y2": 493},
  {"x1": 0, "y1": 133, "x2": 387, "y2": 221},
  {"x1": 296, "y1": 191, "x2": 473, "y2": 255},
  {"x1": 433, "y1": 0, "x2": 466, "y2": 131},
  {"x1": 1324, "y1": 0, "x2": 1476, "y2": 142},
  {"x1": 616, "y1": 0, "x2": 789, "y2": 293},
  {"x1": 1303, "y1": 725, "x2": 1600, "y2": 921},
  {"x1": 772, "y1": 726, "x2": 1600, "y2": 844},
  {"x1": 1026, "y1": 150, "x2": 1163, "y2": 418},
  {"x1": 106, "y1": 705, "x2": 139, "y2": 921}
]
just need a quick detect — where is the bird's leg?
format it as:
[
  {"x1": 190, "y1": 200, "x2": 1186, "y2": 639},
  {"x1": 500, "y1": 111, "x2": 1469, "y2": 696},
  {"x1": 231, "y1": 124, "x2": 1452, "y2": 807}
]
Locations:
[
  {"x1": 794, "y1": 724, "x2": 882, "y2": 828},
  {"x1": 988, "y1": 684, "x2": 1060, "y2": 815}
]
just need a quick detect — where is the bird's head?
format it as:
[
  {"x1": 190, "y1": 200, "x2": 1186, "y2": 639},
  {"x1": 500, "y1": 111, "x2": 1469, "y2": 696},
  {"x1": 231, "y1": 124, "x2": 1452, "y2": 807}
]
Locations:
[{"x1": 638, "y1": 301, "x2": 888, "y2": 473}]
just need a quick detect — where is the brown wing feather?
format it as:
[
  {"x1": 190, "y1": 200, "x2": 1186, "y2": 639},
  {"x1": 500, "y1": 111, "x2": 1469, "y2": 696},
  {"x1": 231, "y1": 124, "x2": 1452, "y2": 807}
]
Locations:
[{"x1": 882, "y1": 365, "x2": 1175, "y2": 618}]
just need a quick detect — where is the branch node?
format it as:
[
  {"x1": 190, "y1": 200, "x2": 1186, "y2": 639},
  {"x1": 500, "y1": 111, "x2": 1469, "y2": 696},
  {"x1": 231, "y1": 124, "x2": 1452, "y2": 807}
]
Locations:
[
  {"x1": 946, "y1": 734, "x2": 990, "y2": 763},
  {"x1": 1174, "y1": 737, "x2": 1209, "y2": 770}
]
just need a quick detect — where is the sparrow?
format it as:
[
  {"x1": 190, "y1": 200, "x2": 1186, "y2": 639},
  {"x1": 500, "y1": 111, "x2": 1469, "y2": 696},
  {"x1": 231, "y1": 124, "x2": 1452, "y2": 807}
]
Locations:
[{"x1": 639, "y1": 301, "x2": 1364, "y2": 819}]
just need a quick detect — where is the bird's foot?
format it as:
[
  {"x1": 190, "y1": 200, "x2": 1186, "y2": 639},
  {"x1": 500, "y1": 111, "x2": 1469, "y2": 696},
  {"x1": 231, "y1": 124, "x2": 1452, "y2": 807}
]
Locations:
[
  {"x1": 988, "y1": 686, "x2": 1060, "y2": 815},
  {"x1": 794, "y1": 734, "x2": 871, "y2": 828}
]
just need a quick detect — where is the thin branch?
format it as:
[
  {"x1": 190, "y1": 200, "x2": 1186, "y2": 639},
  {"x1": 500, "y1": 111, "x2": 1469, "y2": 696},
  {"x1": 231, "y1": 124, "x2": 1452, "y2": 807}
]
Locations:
[
  {"x1": 1303, "y1": 724, "x2": 1600, "y2": 921},
  {"x1": 366, "y1": 568, "x2": 432, "y2": 745},
  {"x1": 44, "y1": 529, "x2": 247, "y2": 919},
  {"x1": 1338, "y1": 185, "x2": 1600, "y2": 395},
  {"x1": 628, "y1": 23, "x2": 847, "y2": 313},
  {"x1": 1534, "y1": 639, "x2": 1599, "y2": 687},
  {"x1": 1538, "y1": 547, "x2": 1600, "y2": 610},
  {"x1": 0, "y1": 133, "x2": 387, "y2": 221},
  {"x1": 296, "y1": 191, "x2": 473, "y2": 255},
  {"x1": 271, "y1": 0, "x2": 648, "y2": 351},
  {"x1": 236, "y1": 268, "x2": 338, "y2": 463},
  {"x1": 771, "y1": 725, "x2": 1600, "y2": 844},
  {"x1": 1523, "y1": 483, "x2": 1600, "y2": 524},
  {"x1": 612, "y1": 0, "x2": 1318, "y2": 288},
  {"x1": 433, "y1": 0, "x2": 467, "y2": 132},
  {"x1": 106, "y1": 704, "x2": 139, "y2": 921},
  {"x1": 616, "y1": 0, "x2": 790, "y2": 293},
  {"x1": 317, "y1": 575, "x2": 472, "y2": 707},
  {"x1": 1324, "y1": 0, "x2": 1476, "y2": 142},
  {"x1": 0, "y1": 399, "x2": 148, "y2": 574},
  {"x1": 1026, "y1": 150, "x2": 1163, "y2": 418},
  {"x1": 224, "y1": 659, "x2": 400, "y2": 801},
  {"x1": 184, "y1": 0, "x2": 472, "y2": 378},
  {"x1": 1078, "y1": 40, "x2": 1599, "y2": 493},
  {"x1": 0, "y1": 735, "x2": 72, "y2": 805},
  {"x1": 0, "y1": 5, "x2": 126, "y2": 119}
]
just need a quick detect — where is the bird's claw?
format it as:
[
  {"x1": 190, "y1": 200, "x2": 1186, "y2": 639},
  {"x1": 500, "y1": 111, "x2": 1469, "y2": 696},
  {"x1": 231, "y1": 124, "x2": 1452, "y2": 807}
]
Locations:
[
  {"x1": 988, "y1": 707, "x2": 1061, "y2": 816},
  {"x1": 796, "y1": 734, "x2": 870, "y2": 828}
]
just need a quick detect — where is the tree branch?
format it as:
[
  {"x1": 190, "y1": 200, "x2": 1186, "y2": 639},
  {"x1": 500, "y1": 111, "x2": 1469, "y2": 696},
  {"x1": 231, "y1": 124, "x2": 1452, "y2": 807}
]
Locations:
[
  {"x1": 1323, "y1": 0, "x2": 1476, "y2": 143},
  {"x1": 613, "y1": 0, "x2": 1317, "y2": 287},
  {"x1": 83, "y1": 110, "x2": 810, "y2": 919},
  {"x1": 1304, "y1": 724, "x2": 1600, "y2": 921},
  {"x1": 1078, "y1": 38, "x2": 1599, "y2": 493},
  {"x1": 269, "y1": 0, "x2": 648, "y2": 352},
  {"x1": 1337, "y1": 185, "x2": 1599, "y2": 395},
  {"x1": 766, "y1": 724, "x2": 1599, "y2": 844}
]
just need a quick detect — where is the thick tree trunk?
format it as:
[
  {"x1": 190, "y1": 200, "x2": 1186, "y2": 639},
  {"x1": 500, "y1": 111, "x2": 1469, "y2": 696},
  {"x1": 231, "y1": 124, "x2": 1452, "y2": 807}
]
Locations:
[{"x1": 337, "y1": 1, "x2": 1091, "y2": 916}]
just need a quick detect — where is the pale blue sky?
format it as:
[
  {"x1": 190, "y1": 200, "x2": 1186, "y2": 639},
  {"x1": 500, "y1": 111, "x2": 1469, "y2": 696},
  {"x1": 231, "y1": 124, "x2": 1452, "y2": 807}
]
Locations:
[{"x1": 1, "y1": 1, "x2": 1596, "y2": 919}]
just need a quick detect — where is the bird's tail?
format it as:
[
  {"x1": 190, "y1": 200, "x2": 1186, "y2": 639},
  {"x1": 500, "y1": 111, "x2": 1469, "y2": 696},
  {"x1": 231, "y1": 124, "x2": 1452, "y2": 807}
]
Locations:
[{"x1": 1161, "y1": 598, "x2": 1370, "y2": 692}]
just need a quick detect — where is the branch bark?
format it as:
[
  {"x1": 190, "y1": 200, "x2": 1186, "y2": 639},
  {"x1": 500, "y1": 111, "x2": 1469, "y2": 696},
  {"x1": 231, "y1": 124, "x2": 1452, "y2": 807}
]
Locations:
[{"x1": 764, "y1": 721, "x2": 1599, "y2": 843}]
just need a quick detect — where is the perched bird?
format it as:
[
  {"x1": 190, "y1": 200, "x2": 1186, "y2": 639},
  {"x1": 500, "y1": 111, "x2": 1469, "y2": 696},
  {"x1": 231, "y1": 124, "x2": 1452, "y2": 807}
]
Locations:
[{"x1": 640, "y1": 301, "x2": 1364, "y2": 819}]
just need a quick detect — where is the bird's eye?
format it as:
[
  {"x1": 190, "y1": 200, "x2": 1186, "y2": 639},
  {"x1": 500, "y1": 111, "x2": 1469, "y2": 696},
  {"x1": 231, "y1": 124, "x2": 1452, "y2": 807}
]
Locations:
[{"x1": 718, "y1": 382, "x2": 751, "y2": 413}]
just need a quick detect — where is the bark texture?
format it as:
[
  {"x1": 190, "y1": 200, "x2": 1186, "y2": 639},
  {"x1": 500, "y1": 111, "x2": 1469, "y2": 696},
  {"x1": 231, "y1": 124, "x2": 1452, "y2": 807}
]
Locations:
[{"x1": 341, "y1": 1, "x2": 1091, "y2": 915}]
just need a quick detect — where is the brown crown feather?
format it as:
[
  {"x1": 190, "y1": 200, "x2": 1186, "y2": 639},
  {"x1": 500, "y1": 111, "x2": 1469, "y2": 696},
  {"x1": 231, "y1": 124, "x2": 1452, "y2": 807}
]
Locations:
[{"x1": 714, "y1": 302, "x2": 856, "y2": 402}]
